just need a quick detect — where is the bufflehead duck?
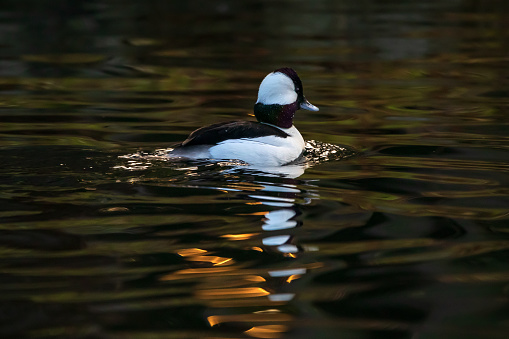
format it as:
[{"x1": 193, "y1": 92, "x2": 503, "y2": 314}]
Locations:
[{"x1": 168, "y1": 68, "x2": 319, "y2": 166}]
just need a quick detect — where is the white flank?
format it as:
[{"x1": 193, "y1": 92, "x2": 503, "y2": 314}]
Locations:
[
  {"x1": 256, "y1": 72, "x2": 297, "y2": 105},
  {"x1": 209, "y1": 126, "x2": 305, "y2": 166},
  {"x1": 167, "y1": 126, "x2": 305, "y2": 166}
]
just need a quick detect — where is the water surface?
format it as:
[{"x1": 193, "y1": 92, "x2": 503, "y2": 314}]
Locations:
[{"x1": 1, "y1": 1, "x2": 509, "y2": 338}]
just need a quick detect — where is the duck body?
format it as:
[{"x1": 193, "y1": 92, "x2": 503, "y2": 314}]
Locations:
[
  {"x1": 169, "y1": 121, "x2": 304, "y2": 166},
  {"x1": 168, "y1": 68, "x2": 318, "y2": 166}
]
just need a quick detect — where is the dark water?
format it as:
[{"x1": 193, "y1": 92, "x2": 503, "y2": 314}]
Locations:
[{"x1": 1, "y1": 1, "x2": 509, "y2": 338}]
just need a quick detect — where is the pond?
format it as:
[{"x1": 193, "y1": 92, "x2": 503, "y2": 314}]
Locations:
[{"x1": 1, "y1": 1, "x2": 508, "y2": 338}]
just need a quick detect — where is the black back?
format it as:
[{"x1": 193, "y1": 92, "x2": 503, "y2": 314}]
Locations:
[{"x1": 179, "y1": 121, "x2": 289, "y2": 147}]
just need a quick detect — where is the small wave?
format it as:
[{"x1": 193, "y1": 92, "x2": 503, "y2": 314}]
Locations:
[
  {"x1": 303, "y1": 140, "x2": 357, "y2": 164},
  {"x1": 116, "y1": 141, "x2": 356, "y2": 177}
]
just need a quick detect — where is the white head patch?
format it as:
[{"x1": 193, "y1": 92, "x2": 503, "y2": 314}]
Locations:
[{"x1": 256, "y1": 72, "x2": 297, "y2": 105}]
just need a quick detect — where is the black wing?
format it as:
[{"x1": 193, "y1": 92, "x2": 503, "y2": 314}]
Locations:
[{"x1": 179, "y1": 121, "x2": 289, "y2": 147}]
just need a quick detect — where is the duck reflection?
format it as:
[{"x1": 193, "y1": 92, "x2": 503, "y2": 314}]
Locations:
[
  {"x1": 153, "y1": 162, "x2": 315, "y2": 337},
  {"x1": 250, "y1": 181, "x2": 303, "y2": 256},
  {"x1": 202, "y1": 165, "x2": 315, "y2": 337},
  {"x1": 117, "y1": 147, "x2": 354, "y2": 338}
]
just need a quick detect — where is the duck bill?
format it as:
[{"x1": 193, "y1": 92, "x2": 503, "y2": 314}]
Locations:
[{"x1": 300, "y1": 98, "x2": 319, "y2": 111}]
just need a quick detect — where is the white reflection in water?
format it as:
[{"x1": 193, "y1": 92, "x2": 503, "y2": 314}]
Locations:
[
  {"x1": 269, "y1": 268, "x2": 307, "y2": 277},
  {"x1": 241, "y1": 171, "x2": 320, "y2": 316},
  {"x1": 267, "y1": 293, "x2": 295, "y2": 302},
  {"x1": 277, "y1": 244, "x2": 299, "y2": 253},
  {"x1": 262, "y1": 209, "x2": 297, "y2": 231},
  {"x1": 262, "y1": 235, "x2": 292, "y2": 246},
  {"x1": 250, "y1": 181, "x2": 312, "y2": 254}
]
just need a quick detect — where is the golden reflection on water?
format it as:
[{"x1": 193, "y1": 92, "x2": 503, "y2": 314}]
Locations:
[
  {"x1": 154, "y1": 180, "x2": 316, "y2": 337},
  {"x1": 245, "y1": 325, "x2": 288, "y2": 339},
  {"x1": 176, "y1": 248, "x2": 234, "y2": 266},
  {"x1": 221, "y1": 233, "x2": 259, "y2": 241},
  {"x1": 199, "y1": 287, "x2": 270, "y2": 300}
]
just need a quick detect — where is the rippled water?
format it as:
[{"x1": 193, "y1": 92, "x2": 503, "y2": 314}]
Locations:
[{"x1": 1, "y1": 1, "x2": 509, "y2": 338}]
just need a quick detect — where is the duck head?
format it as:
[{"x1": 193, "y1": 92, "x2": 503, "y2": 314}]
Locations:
[{"x1": 254, "y1": 67, "x2": 319, "y2": 129}]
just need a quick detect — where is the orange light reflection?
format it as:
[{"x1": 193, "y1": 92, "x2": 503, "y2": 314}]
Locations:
[
  {"x1": 177, "y1": 248, "x2": 207, "y2": 256},
  {"x1": 245, "y1": 275, "x2": 266, "y2": 282},
  {"x1": 221, "y1": 233, "x2": 258, "y2": 240},
  {"x1": 207, "y1": 314, "x2": 291, "y2": 327},
  {"x1": 160, "y1": 267, "x2": 233, "y2": 281},
  {"x1": 245, "y1": 325, "x2": 288, "y2": 338},
  {"x1": 213, "y1": 258, "x2": 233, "y2": 266},
  {"x1": 198, "y1": 287, "x2": 269, "y2": 299},
  {"x1": 286, "y1": 274, "x2": 301, "y2": 283},
  {"x1": 183, "y1": 255, "x2": 233, "y2": 266},
  {"x1": 208, "y1": 299, "x2": 287, "y2": 308},
  {"x1": 238, "y1": 211, "x2": 268, "y2": 216}
]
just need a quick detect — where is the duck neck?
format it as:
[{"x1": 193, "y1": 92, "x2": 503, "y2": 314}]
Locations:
[{"x1": 254, "y1": 102, "x2": 298, "y2": 129}]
